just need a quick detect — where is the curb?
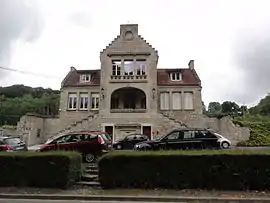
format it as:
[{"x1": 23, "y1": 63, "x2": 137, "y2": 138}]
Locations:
[{"x1": 0, "y1": 194, "x2": 270, "y2": 202}]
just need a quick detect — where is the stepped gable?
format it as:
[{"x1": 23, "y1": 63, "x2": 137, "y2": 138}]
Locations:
[
  {"x1": 100, "y1": 24, "x2": 158, "y2": 56},
  {"x1": 157, "y1": 68, "x2": 200, "y2": 86},
  {"x1": 61, "y1": 67, "x2": 100, "y2": 88}
]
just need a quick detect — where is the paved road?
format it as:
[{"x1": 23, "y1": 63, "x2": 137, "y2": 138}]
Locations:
[{"x1": 0, "y1": 200, "x2": 172, "y2": 203}]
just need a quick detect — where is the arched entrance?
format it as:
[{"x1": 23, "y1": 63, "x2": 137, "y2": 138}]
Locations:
[{"x1": 110, "y1": 87, "x2": 146, "y2": 111}]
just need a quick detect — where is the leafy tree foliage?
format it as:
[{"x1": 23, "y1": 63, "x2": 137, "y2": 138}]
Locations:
[
  {"x1": 207, "y1": 102, "x2": 222, "y2": 115},
  {"x1": 0, "y1": 85, "x2": 60, "y2": 126}
]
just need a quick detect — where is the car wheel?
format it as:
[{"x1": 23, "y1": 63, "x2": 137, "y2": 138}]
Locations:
[
  {"x1": 116, "y1": 145, "x2": 122, "y2": 150},
  {"x1": 221, "y1": 141, "x2": 230, "y2": 149},
  {"x1": 84, "y1": 153, "x2": 95, "y2": 163}
]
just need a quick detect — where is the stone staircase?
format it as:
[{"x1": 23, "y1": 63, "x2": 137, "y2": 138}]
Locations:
[
  {"x1": 156, "y1": 112, "x2": 188, "y2": 136},
  {"x1": 50, "y1": 113, "x2": 100, "y2": 138},
  {"x1": 77, "y1": 163, "x2": 101, "y2": 187}
]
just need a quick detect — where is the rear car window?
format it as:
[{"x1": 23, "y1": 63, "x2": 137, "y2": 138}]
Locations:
[{"x1": 4, "y1": 138, "x2": 22, "y2": 145}]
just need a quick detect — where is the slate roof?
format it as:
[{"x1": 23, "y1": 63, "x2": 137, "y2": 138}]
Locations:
[{"x1": 61, "y1": 68, "x2": 200, "y2": 87}]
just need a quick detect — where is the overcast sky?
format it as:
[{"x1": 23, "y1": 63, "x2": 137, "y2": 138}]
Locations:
[{"x1": 0, "y1": 0, "x2": 270, "y2": 107}]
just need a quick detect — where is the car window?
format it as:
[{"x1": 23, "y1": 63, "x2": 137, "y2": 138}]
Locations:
[
  {"x1": 54, "y1": 135, "x2": 72, "y2": 143},
  {"x1": 81, "y1": 133, "x2": 97, "y2": 141},
  {"x1": 99, "y1": 133, "x2": 111, "y2": 141},
  {"x1": 136, "y1": 135, "x2": 145, "y2": 140},
  {"x1": 183, "y1": 131, "x2": 196, "y2": 139},
  {"x1": 66, "y1": 134, "x2": 82, "y2": 142},
  {"x1": 125, "y1": 135, "x2": 135, "y2": 141},
  {"x1": 201, "y1": 131, "x2": 216, "y2": 138},
  {"x1": 4, "y1": 138, "x2": 22, "y2": 145},
  {"x1": 166, "y1": 131, "x2": 179, "y2": 140}
]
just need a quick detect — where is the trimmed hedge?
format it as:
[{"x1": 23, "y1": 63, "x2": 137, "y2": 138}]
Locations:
[
  {"x1": 99, "y1": 150, "x2": 270, "y2": 190},
  {"x1": 0, "y1": 151, "x2": 82, "y2": 189}
]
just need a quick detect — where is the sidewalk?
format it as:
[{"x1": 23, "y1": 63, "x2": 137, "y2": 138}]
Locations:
[{"x1": 0, "y1": 193, "x2": 270, "y2": 202}]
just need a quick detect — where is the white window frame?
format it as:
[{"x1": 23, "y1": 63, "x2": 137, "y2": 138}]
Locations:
[
  {"x1": 170, "y1": 72, "x2": 182, "y2": 81},
  {"x1": 91, "y1": 93, "x2": 100, "y2": 110},
  {"x1": 79, "y1": 93, "x2": 89, "y2": 110},
  {"x1": 183, "y1": 92, "x2": 194, "y2": 110},
  {"x1": 172, "y1": 92, "x2": 181, "y2": 110},
  {"x1": 112, "y1": 60, "x2": 121, "y2": 76},
  {"x1": 160, "y1": 92, "x2": 170, "y2": 110},
  {"x1": 80, "y1": 74, "x2": 91, "y2": 82},
  {"x1": 68, "y1": 93, "x2": 77, "y2": 110},
  {"x1": 136, "y1": 60, "x2": 147, "y2": 75}
]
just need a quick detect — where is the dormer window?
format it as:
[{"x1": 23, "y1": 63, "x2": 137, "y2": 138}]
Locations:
[
  {"x1": 80, "y1": 74, "x2": 91, "y2": 82},
  {"x1": 170, "y1": 72, "x2": 182, "y2": 81}
]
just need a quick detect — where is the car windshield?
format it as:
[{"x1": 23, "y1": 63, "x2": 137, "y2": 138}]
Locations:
[
  {"x1": 4, "y1": 138, "x2": 22, "y2": 145},
  {"x1": 99, "y1": 133, "x2": 111, "y2": 141},
  {"x1": 214, "y1": 133, "x2": 223, "y2": 139}
]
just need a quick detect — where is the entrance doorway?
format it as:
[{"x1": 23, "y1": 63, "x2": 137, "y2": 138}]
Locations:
[
  {"x1": 142, "y1": 126, "x2": 151, "y2": 140},
  {"x1": 105, "y1": 126, "x2": 113, "y2": 140}
]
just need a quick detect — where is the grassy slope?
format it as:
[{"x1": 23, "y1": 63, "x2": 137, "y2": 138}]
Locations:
[{"x1": 234, "y1": 115, "x2": 270, "y2": 146}]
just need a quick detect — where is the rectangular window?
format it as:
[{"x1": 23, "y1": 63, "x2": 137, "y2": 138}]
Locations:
[
  {"x1": 183, "y1": 92, "x2": 194, "y2": 110},
  {"x1": 80, "y1": 74, "x2": 91, "y2": 82},
  {"x1": 37, "y1": 129, "x2": 41, "y2": 138},
  {"x1": 79, "y1": 93, "x2": 89, "y2": 110},
  {"x1": 112, "y1": 60, "x2": 121, "y2": 76},
  {"x1": 170, "y1": 72, "x2": 182, "y2": 81},
  {"x1": 136, "y1": 59, "x2": 147, "y2": 75},
  {"x1": 160, "y1": 92, "x2": 169, "y2": 110},
  {"x1": 68, "y1": 93, "x2": 77, "y2": 110},
  {"x1": 91, "y1": 93, "x2": 99, "y2": 110},
  {"x1": 124, "y1": 60, "x2": 134, "y2": 75},
  {"x1": 172, "y1": 92, "x2": 181, "y2": 110}
]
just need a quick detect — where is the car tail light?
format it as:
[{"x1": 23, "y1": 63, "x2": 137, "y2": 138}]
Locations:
[
  {"x1": 98, "y1": 135, "x2": 105, "y2": 144},
  {"x1": 2, "y1": 145, "x2": 12, "y2": 151}
]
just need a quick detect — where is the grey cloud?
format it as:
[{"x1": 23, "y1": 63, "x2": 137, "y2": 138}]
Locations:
[
  {"x1": 0, "y1": 0, "x2": 44, "y2": 79},
  {"x1": 232, "y1": 27, "x2": 270, "y2": 104}
]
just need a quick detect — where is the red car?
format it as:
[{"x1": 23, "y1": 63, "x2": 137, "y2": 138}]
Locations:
[{"x1": 28, "y1": 131, "x2": 112, "y2": 163}]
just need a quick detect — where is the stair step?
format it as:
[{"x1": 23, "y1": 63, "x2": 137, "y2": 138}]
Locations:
[
  {"x1": 86, "y1": 165, "x2": 98, "y2": 170},
  {"x1": 82, "y1": 174, "x2": 98, "y2": 182},
  {"x1": 85, "y1": 169, "x2": 98, "y2": 175},
  {"x1": 76, "y1": 181, "x2": 100, "y2": 187}
]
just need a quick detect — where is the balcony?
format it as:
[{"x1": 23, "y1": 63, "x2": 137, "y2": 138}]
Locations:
[{"x1": 110, "y1": 75, "x2": 147, "y2": 83}]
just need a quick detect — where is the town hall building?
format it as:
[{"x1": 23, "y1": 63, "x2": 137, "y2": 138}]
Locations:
[{"x1": 17, "y1": 24, "x2": 249, "y2": 145}]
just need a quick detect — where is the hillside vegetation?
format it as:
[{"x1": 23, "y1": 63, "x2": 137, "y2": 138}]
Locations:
[{"x1": 0, "y1": 85, "x2": 60, "y2": 125}]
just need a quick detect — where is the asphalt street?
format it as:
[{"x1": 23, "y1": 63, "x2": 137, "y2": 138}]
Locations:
[{"x1": 0, "y1": 200, "x2": 173, "y2": 203}]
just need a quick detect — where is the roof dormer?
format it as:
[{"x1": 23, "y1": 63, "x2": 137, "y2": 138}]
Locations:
[
  {"x1": 80, "y1": 74, "x2": 91, "y2": 83},
  {"x1": 170, "y1": 72, "x2": 182, "y2": 81}
]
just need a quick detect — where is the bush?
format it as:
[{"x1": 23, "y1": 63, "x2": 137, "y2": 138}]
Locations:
[
  {"x1": 234, "y1": 115, "x2": 270, "y2": 146},
  {"x1": 99, "y1": 150, "x2": 270, "y2": 190},
  {"x1": 0, "y1": 151, "x2": 82, "y2": 189}
]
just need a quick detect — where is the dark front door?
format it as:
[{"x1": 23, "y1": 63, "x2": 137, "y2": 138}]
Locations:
[
  {"x1": 105, "y1": 126, "x2": 113, "y2": 140},
  {"x1": 142, "y1": 126, "x2": 151, "y2": 140}
]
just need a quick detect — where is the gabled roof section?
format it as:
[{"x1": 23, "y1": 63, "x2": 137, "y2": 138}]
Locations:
[
  {"x1": 157, "y1": 68, "x2": 200, "y2": 86},
  {"x1": 61, "y1": 68, "x2": 100, "y2": 88},
  {"x1": 100, "y1": 24, "x2": 158, "y2": 56}
]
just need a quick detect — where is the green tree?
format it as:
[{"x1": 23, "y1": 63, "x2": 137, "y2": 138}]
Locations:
[
  {"x1": 207, "y1": 102, "x2": 222, "y2": 115},
  {"x1": 221, "y1": 101, "x2": 240, "y2": 115}
]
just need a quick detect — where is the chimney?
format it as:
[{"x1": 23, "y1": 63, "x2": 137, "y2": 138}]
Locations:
[
  {"x1": 188, "y1": 60, "x2": 194, "y2": 69},
  {"x1": 70, "y1": 66, "x2": 76, "y2": 72}
]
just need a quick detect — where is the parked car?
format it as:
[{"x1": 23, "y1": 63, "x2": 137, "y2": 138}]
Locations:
[
  {"x1": 113, "y1": 133, "x2": 149, "y2": 150},
  {"x1": 28, "y1": 131, "x2": 112, "y2": 163},
  {"x1": 134, "y1": 128, "x2": 231, "y2": 150},
  {"x1": 0, "y1": 136, "x2": 28, "y2": 152}
]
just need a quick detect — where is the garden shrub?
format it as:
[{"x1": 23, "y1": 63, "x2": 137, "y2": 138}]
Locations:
[
  {"x1": 0, "y1": 151, "x2": 82, "y2": 189},
  {"x1": 99, "y1": 150, "x2": 270, "y2": 190}
]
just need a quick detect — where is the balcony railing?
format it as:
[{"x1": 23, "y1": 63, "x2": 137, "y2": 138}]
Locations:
[
  {"x1": 110, "y1": 75, "x2": 147, "y2": 83},
  {"x1": 110, "y1": 108, "x2": 146, "y2": 113}
]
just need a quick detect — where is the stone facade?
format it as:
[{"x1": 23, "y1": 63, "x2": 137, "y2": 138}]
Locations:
[{"x1": 17, "y1": 24, "x2": 250, "y2": 145}]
